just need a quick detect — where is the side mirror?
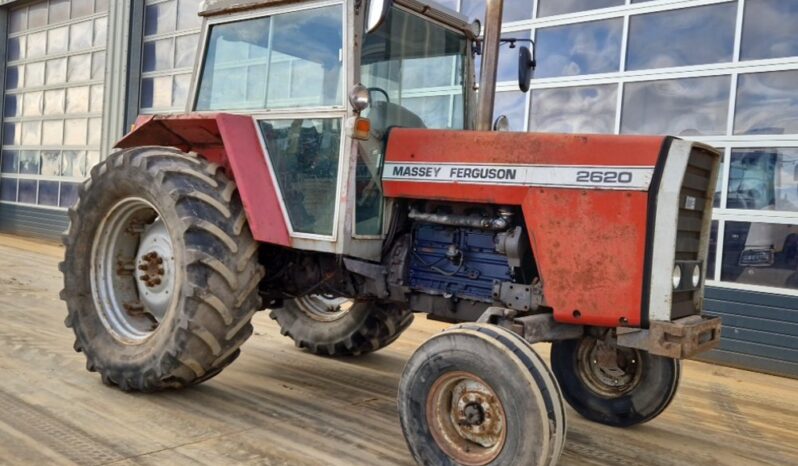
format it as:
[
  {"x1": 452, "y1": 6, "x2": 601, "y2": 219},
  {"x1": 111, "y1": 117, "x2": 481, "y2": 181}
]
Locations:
[
  {"x1": 366, "y1": 0, "x2": 392, "y2": 33},
  {"x1": 518, "y1": 46, "x2": 536, "y2": 93}
]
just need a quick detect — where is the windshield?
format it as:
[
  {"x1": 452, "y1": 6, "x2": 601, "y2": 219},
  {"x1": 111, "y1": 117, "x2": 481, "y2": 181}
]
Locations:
[{"x1": 361, "y1": 7, "x2": 468, "y2": 130}]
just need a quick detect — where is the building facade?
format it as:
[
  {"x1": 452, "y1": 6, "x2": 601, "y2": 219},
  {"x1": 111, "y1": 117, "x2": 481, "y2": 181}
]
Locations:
[{"x1": 0, "y1": 0, "x2": 796, "y2": 377}]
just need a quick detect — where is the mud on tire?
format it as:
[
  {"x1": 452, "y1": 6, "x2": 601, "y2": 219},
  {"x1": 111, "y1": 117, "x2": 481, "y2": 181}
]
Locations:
[
  {"x1": 270, "y1": 298, "x2": 413, "y2": 356},
  {"x1": 60, "y1": 146, "x2": 264, "y2": 391}
]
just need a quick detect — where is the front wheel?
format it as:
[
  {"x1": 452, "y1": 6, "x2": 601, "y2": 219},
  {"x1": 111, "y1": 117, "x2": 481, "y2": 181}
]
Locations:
[
  {"x1": 61, "y1": 147, "x2": 264, "y2": 391},
  {"x1": 399, "y1": 323, "x2": 566, "y2": 466},
  {"x1": 550, "y1": 336, "x2": 680, "y2": 427}
]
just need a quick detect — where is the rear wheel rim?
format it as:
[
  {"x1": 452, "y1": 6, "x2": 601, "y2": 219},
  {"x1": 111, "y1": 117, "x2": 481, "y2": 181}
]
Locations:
[
  {"x1": 576, "y1": 337, "x2": 643, "y2": 397},
  {"x1": 90, "y1": 197, "x2": 178, "y2": 343},
  {"x1": 426, "y1": 371, "x2": 507, "y2": 466},
  {"x1": 294, "y1": 295, "x2": 353, "y2": 322}
]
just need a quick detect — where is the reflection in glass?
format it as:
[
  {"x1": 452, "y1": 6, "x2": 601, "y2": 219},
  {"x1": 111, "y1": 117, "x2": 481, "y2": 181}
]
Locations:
[
  {"x1": 459, "y1": 0, "x2": 532, "y2": 23},
  {"x1": 537, "y1": 0, "x2": 622, "y2": 17},
  {"x1": 19, "y1": 151, "x2": 39, "y2": 175},
  {"x1": 18, "y1": 179, "x2": 36, "y2": 204},
  {"x1": 734, "y1": 70, "x2": 798, "y2": 136},
  {"x1": 1, "y1": 151, "x2": 19, "y2": 174},
  {"x1": 355, "y1": 144, "x2": 383, "y2": 236},
  {"x1": 621, "y1": 76, "x2": 730, "y2": 136},
  {"x1": 60, "y1": 182, "x2": 80, "y2": 208},
  {"x1": 530, "y1": 84, "x2": 617, "y2": 134},
  {"x1": 741, "y1": 0, "x2": 798, "y2": 61},
  {"x1": 494, "y1": 91, "x2": 527, "y2": 132},
  {"x1": 627, "y1": 3, "x2": 736, "y2": 71},
  {"x1": 722, "y1": 221, "x2": 798, "y2": 290},
  {"x1": 259, "y1": 118, "x2": 341, "y2": 235},
  {"x1": 0, "y1": 178, "x2": 17, "y2": 202},
  {"x1": 727, "y1": 148, "x2": 798, "y2": 213},
  {"x1": 38, "y1": 181, "x2": 59, "y2": 207},
  {"x1": 197, "y1": 6, "x2": 343, "y2": 111},
  {"x1": 535, "y1": 19, "x2": 622, "y2": 78}
]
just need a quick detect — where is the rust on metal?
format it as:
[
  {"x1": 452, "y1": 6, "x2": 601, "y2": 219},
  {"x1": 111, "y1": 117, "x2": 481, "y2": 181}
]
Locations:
[{"x1": 617, "y1": 315, "x2": 722, "y2": 359}]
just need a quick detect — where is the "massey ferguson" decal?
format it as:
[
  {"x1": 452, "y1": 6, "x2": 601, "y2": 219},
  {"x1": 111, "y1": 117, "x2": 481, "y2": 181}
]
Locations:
[{"x1": 383, "y1": 163, "x2": 655, "y2": 190}]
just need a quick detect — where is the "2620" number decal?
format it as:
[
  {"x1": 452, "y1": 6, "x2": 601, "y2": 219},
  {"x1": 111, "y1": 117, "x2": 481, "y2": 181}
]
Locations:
[{"x1": 575, "y1": 170, "x2": 633, "y2": 184}]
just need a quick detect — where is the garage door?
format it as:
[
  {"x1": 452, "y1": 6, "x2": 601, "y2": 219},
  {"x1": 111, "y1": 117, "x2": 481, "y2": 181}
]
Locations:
[{"x1": 0, "y1": 0, "x2": 108, "y2": 239}]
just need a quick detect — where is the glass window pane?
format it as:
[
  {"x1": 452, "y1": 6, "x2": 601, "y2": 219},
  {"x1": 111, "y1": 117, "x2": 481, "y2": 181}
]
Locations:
[
  {"x1": 48, "y1": 27, "x2": 69, "y2": 55},
  {"x1": 42, "y1": 121, "x2": 64, "y2": 146},
  {"x1": 734, "y1": 70, "x2": 798, "y2": 136},
  {"x1": 38, "y1": 181, "x2": 59, "y2": 206},
  {"x1": 530, "y1": 84, "x2": 617, "y2": 134},
  {"x1": 707, "y1": 220, "x2": 718, "y2": 281},
  {"x1": 49, "y1": 0, "x2": 70, "y2": 24},
  {"x1": 4, "y1": 123, "x2": 20, "y2": 146},
  {"x1": 96, "y1": 0, "x2": 109, "y2": 13},
  {"x1": 538, "y1": 0, "x2": 623, "y2": 18},
  {"x1": 68, "y1": 54, "x2": 92, "y2": 82},
  {"x1": 497, "y1": 31, "x2": 530, "y2": 82},
  {"x1": 2, "y1": 151, "x2": 19, "y2": 174},
  {"x1": 627, "y1": 3, "x2": 736, "y2": 71},
  {"x1": 62, "y1": 150, "x2": 86, "y2": 178},
  {"x1": 70, "y1": 21, "x2": 94, "y2": 51},
  {"x1": 88, "y1": 118, "x2": 102, "y2": 146},
  {"x1": 27, "y1": 62, "x2": 45, "y2": 88},
  {"x1": 46, "y1": 58, "x2": 68, "y2": 85},
  {"x1": 535, "y1": 19, "x2": 621, "y2": 78},
  {"x1": 175, "y1": 34, "x2": 198, "y2": 68},
  {"x1": 29, "y1": 3, "x2": 48, "y2": 28},
  {"x1": 23, "y1": 92, "x2": 43, "y2": 117},
  {"x1": 4, "y1": 95, "x2": 20, "y2": 118},
  {"x1": 60, "y1": 182, "x2": 80, "y2": 207},
  {"x1": 259, "y1": 118, "x2": 342, "y2": 235},
  {"x1": 403, "y1": 96, "x2": 452, "y2": 129},
  {"x1": 10, "y1": 8, "x2": 27, "y2": 33},
  {"x1": 741, "y1": 0, "x2": 798, "y2": 61},
  {"x1": 722, "y1": 221, "x2": 798, "y2": 289},
  {"x1": 727, "y1": 148, "x2": 798, "y2": 212},
  {"x1": 44, "y1": 89, "x2": 65, "y2": 116},
  {"x1": 140, "y1": 77, "x2": 154, "y2": 109},
  {"x1": 19, "y1": 151, "x2": 40, "y2": 175},
  {"x1": 142, "y1": 39, "x2": 173, "y2": 72},
  {"x1": 28, "y1": 32, "x2": 47, "y2": 59},
  {"x1": 354, "y1": 142, "x2": 383, "y2": 235},
  {"x1": 145, "y1": 1, "x2": 177, "y2": 36},
  {"x1": 18, "y1": 179, "x2": 37, "y2": 204},
  {"x1": 172, "y1": 74, "x2": 191, "y2": 108},
  {"x1": 90, "y1": 85, "x2": 105, "y2": 113},
  {"x1": 621, "y1": 76, "x2": 730, "y2": 136},
  {"x1": 494, "y1": 91, "x2": 527, "y2": 132},
  {"x1": 72, "y1": 0, "x2": 94, "y2": 18},
  {"x1": 64, "y1": 119, "x2": 88, "y2": 146},
  {"x1": 714, "y1": 159, "x2": 724, "y2": 208},
  {"x1": 178, "y1": 0, "x2": 203, "y2": 29},
  {"x1": 66, "y1": 86, "x2": 90, "y2": 114},
  {"x1": 151, "y1": 76, "x2": 173, "y2": 109},
  {"x1": 92, "y1": 51, "x2": 106, "y2": 79},
  {"x1": 8, "y1": 37, "x2": 24, "y2": 62},
  {"x1": 22, "y1": 121, "x2": 42, "y2": 145},
  {"x1": 1, "y1": 178, "x2": 18, "y2": 202},
  {"x1": 41, "y1": 151, "x2": 61, "y2": 176},
  {"x1": 95, "y1": 17, "x2": 108, "y2": 47},
  {"x1": 6, "y1": 66, "x2": 21, "y2": 90}
]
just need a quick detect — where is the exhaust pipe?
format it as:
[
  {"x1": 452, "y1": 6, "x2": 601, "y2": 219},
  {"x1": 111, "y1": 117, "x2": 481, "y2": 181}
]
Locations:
[{"x1": 475, "y1": 0, "x2": 504, "y2": 131}]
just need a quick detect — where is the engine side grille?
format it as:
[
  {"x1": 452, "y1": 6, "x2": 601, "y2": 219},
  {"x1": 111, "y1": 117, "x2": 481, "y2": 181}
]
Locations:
[{"x1": 672, "y1": 147, "x2": 716, "y2": 319}]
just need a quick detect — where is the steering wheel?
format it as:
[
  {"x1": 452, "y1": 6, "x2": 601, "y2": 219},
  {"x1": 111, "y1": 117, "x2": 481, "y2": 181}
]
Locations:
[{"x1": 368, "y1": 87, "x2": 390, "y2": 104}]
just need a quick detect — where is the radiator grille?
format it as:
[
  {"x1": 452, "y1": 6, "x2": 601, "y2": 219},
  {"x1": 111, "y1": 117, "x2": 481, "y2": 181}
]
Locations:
[{"x1": 672, "y1": 147, "x2": 716, "y2": 319}]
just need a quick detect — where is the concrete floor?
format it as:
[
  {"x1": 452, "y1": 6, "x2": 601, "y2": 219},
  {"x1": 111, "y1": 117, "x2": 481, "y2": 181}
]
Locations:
[{"x1": 0, "y1": 234, "x2": 797, "y2": 465}]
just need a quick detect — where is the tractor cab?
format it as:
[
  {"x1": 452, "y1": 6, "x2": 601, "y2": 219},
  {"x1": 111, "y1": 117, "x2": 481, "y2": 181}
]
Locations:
[{"x1": 176, "y1": 0, "x2": 479, "y2": 258}]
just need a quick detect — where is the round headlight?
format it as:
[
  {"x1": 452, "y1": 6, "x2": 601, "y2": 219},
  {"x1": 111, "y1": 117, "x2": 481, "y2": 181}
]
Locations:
[
  {"x1": 348, "y1": 83, "x2": 370, "y2": 112},
  {"x1": 691, "y1": 264, "x2": 701, "y2": 288},
  {"x1": 672, "y1": 265, "x2": 682, "y2": 290}
]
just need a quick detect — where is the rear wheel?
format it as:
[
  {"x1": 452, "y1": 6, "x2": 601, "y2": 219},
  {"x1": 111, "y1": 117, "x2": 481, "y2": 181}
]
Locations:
[
  {"x1": 270, "y1": 296, "x2": 412, "y2": 356},
  {"x1": 398, "y1": 323, "x2": 566, "y2": 466},
  {"x1": 551, "y1": 336, "x2": 680, "y2": 427},
  {"x1": 61, "y1": 147, "x2": 264, "y2": 391}
]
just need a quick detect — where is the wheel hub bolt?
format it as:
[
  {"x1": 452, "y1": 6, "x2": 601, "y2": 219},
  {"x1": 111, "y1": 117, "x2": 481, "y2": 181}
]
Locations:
[{"x1": 463, "y1": 402, "x2": 485, "y2": 426}]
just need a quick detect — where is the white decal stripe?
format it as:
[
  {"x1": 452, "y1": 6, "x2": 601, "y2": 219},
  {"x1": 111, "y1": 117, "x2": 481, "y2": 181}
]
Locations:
[{"x1": 383, "y1": 163, "x2": 655, "y2": 191}]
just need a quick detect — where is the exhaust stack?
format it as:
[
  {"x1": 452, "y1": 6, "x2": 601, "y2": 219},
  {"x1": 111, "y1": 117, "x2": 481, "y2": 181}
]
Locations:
[{"x1": 475, "y1": 0, "x2": 504, "y2": 131}]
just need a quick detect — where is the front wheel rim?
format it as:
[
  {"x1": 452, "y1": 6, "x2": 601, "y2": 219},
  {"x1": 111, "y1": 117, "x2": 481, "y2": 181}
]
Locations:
[
  {"x1": 576, "y1": 337, "x2": 643, "y2": 397},
  {"x1": 90, "y1": 197, "x2": 178, "y2": 343},
  {"x1": 426, "y1": 371, "x2": 507, "y2": 466}
]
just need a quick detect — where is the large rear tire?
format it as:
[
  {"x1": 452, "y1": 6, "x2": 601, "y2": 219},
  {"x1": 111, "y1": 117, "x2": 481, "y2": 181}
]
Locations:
[
  {"x1": 61, "y1": 147, "x2": 264, "y2": 391},
  {"x1": 550, "y1": 336, "x2": 680, "y2": 427},
  {"x1": 270, "y1": 296, "x2": 413, "y2": 356},
  {"x1": 398, "y1": 323, "x2": 566, "y2": 466}
]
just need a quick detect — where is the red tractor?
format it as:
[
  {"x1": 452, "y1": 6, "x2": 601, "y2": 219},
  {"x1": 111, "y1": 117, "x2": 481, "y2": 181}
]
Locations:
[{"x1": 60, "y1": 0, "x2": 722, "y2": 464}]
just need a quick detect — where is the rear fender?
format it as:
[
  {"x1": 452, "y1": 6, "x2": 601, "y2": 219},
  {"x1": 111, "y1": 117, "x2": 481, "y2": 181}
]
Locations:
[{"x1": 116, "y1": 113, "x2": 290, "y2": 247}]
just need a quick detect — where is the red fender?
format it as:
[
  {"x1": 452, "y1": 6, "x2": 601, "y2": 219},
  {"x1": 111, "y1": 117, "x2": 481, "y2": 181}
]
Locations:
[{"x1": 116, "y1": 113, "x2": 290, "y2": 247}]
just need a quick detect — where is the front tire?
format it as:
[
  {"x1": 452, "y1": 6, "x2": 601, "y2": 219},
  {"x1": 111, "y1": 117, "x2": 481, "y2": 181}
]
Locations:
[
  {"x1": 270, "y1": 296, "x2": 413, "y2": 356},
  {"x1": 398, "y1": 323, "x2": 566, "y2": 466},
  {"x1": 61, "y1": 147, "x2": 264, "y2": 391},
  {"x1": 550, "y1": 336, "x2": 680, "y2": 427}
]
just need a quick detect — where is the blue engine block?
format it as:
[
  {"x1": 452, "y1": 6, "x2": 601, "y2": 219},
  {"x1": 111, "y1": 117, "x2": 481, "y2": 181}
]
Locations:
[{"x1": 408, "y1": 223, "x2": 512, "y2": 302}]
